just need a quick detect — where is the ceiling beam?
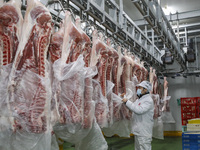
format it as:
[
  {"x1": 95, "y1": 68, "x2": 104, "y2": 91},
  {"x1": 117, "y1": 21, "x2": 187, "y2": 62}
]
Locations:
[
  {"x1": 167, "y1": 9, "x2": 200, "y2": 21},
  {"x1": 175, "y1": 29, "x2": 200, "y2": 35},
  {"x1": 134, "y1": 19, "x2": 148, "y2": 26},
  {"x1": 135, "y1": 9, "x2": 200, "y2": 26},
  {"x1": 172, "y1": 22, "x2": 200, "y2": 29},
  {"x1": 132, "y1": 0, "x2": 186, "y2": 70}
]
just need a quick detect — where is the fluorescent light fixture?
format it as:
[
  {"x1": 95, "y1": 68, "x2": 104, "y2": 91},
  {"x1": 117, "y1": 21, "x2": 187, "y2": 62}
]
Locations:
[{"x1": 162, "y1": 5, "x2": 176, "y2": 15}]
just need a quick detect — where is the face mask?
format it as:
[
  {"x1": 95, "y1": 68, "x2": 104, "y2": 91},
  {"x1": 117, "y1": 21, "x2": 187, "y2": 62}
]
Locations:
[{"x1": 137, "y1": 89, "x2": 142, "y2": 97}]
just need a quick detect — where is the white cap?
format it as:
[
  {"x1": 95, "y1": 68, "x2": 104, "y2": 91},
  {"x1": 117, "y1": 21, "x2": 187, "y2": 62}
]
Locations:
[{"x1": 136, "y1": 81, "x2": 152, "y2": 92}]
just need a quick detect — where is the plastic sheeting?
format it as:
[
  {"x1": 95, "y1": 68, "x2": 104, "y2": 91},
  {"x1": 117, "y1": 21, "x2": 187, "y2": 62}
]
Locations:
[
  {"x1": 12, "y1": 69, "x2": 52, "y2": 150},
  {"x1": 161, "y1": 96, "x2": 175, "y2": 123},
  {"x1": 0, "y1": 64, "x2": 55, "y2": 150},
  {"x1": 0, "y1": 65, "x2": 15, "y2": 150},
  {"x1": 52, "y1": 55, "x2": 108, "y2": 149},
  {"x1": 103, "y1": 119, "x2": 132, "y2": 138},
  {"x1": 93, "y1": 80, "x2": 109, "y2": 128},
  {"x1": 152, "y1": 117, "x2": 164, "y2": 140},
  {"x1": 127, "y1": 76, "x2": 138, "y2": 102},
  {"x1": 161, "y1": 112, "x2": 175, "y2": 124},
  {"x1": 51, "y1": 134, "x2": 59, "y2": 150},
  {"x1": 10, "y1": 132, "x2": 52, "y2": 150},
  {"x1": 0, "y1": 64, "x2": 13, "y2": 125},
  {"x1": 0, "y1": 129, "x2": 12, "y2": 150},
  {"x1": 103, "y1": 87, "x2": 133, "y2": 138},
  {"x1": 52, "y1": 55, "x2": 107, "y2": 150},
  {"x1": 120, "y1": 83, "x2": 134, "y2": 120},
  {"x1": 106, "y1": 80, "x2": 115, "y2": 127},
  {"x1": 151, "y1": 94, "x2": 160, "y2": 119},
  {"x1": 152, "y1": 95, "x2": 175, "y2": 140},
  {"x1": 75, "y1": 121, "x2": 108, "y2": 150},
  {"x1": 162, "y1": 96, "x2": 171, "y2": 112}
]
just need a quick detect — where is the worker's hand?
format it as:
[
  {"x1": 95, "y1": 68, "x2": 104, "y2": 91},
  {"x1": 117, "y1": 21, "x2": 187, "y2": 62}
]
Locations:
[
  {"x1": 122, "y1": 98, "x2": 128, "y2": 103},
  {"x1": 120, "y1": 93, "x2": 126, "y2": 98}
]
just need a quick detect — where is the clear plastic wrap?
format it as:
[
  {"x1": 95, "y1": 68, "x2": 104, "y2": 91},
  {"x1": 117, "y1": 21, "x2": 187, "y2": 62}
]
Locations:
[
  {"x1": 93, "y1": 80, "x2": 109, "y2": 128},
  {"x1": 75, "y1": 121, "x2": 108, "y2": 150},
  {"x1": 83, "y1": 66, "x2": 98, "y2": 129},
  {"x1": 0, "y1": 66, "x2": 21, "y2": 149},
  {"x1": 103, "y1": 118, "x2": 132, "y2": 138},
  {"x1": 152, "y1": 117, "x2": 164, "y2": 140},
  {"x1": 13, "y1": 68, "x2": 51, "y2": 132},
  {"x1": 10, "y1": 131, "x2": 52, "y2": 150},
  {"x1": 161, "y1": 111, "x2": 175, "y2": 124},
  {"x1": 151, "y1": 94, "x2": 160, "y2": 119},
  {"x1": 161, "y1": 96, "x2": 175, "y2": 123},
  {"x1": 162, "y1": 96, "x2": 171, "y2": 112},
  {"x1": 120, "y1": 87, "x2": 133, "y2": 120},
  {"x1": 106, "y1": 80, "x2": 115, "y2": 126},
  {"x1": 52, "y1": 55, "x2": 98, "y2": 144},
  {"x1": 10, "y1": 68, "x2": 53, "y2": 150},
  {"x1": 0, "y1": 129, "x2": 12, "y2": 150},
  {"x1": 103, "y1": 89, "x2": 133, "y2": 137},
  {"x1": 126, "y1": 80, "x2": 137, "y2": 102},
  {"x1": 0, "y1": 64, "x2": 13, "y2": 119},
  {"x1": 112, "y1": 93, "x2": 123, "y2": 121},
  {"x1": 131, "y1": 76, "x2": 138, "y2": 102},
  {"x1": 0, "y1": 70, "x2": 12, "y2": 150},
  {"x1": 3, "y1": 0, "x2": 54, "y2": 148},
  {"x1": 51, "y1": 134, "x2": 59, "y2": 150},
  {"x1": 1, "y1": 66, "x2": 54, "y2": 150}
]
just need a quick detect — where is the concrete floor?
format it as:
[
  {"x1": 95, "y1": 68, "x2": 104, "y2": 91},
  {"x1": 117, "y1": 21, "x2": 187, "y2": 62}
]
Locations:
[{"x1": 63, "y1": 136, "x2": 182, "y2": 150}]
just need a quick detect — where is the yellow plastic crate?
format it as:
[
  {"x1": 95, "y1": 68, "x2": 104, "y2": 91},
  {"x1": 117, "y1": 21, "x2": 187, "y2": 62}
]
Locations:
[{"x1": 188, "y1": 118, "x2": 200, "y2": 124}]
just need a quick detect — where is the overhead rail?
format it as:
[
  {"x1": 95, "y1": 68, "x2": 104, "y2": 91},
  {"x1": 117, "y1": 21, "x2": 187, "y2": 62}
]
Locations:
[
  {"x1": 167, "y1": 9, "x2": 200, "y2": 21},
  {"x1": 132, "y1": 0, "x2": 186, "y2": 70},
  {"x1": 135, "y1": 10, "x2": 200, "y2": 26},
  {"x1": 35, "y1": 0, "x2": 164, "y2": 70}
]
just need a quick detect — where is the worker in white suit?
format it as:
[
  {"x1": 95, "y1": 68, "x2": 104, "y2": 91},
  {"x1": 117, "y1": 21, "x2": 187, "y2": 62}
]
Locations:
[{"x1": 122, "y1": 80, "x2": 154, "y2": 150}]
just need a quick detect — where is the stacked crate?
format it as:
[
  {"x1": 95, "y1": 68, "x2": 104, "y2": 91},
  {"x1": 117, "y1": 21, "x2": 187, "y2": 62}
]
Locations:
[
  {"x1": 181, "y1": 97, "x2": 200, "y2": 126},
  {"x1": 182, "y1": 132, "x2": 200, "y2": 150}
]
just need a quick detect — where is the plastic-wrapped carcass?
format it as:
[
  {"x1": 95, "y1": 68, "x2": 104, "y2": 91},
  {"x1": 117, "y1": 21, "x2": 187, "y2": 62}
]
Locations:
[
  {"x1": 4, "y1": 0, "x2": 53, "y2": 149},
  {"x1": 75, "y1": 122, "x2": 108, "y2": 150},
  {"x1": 102, "y1": 89, "x2": 133, "y2": 138},
  {"x1": 89, "y1": 30, "x2": 109, "y2": 128},
  {"x1": 0, "y1": 0, "x2": 23, "y2": 133},
  {"x1": 152, "y1": 117, "x2": 164, "y2": 140},
  {"x1": 52, "y1": 55, "x2": 97, "y2": 144},
  {"x1": 49, "y1": 11, "x2": 107, "y2": 149},
  {"x1": 161, "y1": 77, "x2": 175, "y2": 123}
]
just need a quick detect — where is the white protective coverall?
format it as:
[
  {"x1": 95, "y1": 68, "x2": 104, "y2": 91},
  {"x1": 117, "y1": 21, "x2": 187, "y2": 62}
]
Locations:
[{"x1": 126, "y1": 94, "x2": 154, "y2": 150}]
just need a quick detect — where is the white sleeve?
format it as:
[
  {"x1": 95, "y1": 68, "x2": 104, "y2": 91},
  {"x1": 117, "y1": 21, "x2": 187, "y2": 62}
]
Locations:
[{"x1": 125, "y1": 99, "x2": 153, "y2": 115}]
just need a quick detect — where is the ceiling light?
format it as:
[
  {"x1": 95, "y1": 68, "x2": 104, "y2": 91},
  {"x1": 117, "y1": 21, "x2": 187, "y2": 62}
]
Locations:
[{"x1": 162, "y1": 5, "x2": 176, "y2": 15}]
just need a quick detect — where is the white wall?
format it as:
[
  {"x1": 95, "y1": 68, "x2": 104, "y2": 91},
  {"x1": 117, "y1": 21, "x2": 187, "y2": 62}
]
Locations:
[{"x1": 164, "y1": 76, "x2": 200, "y2": 131}]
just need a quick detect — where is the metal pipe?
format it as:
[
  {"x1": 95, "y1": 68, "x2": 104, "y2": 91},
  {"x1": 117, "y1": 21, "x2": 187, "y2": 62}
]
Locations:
[
  {"x1": 185, "y1": 27, "x2": 188, "y2": 46},
  {"x1": 145, "y1": 25, "x2": 147, "y2": 37},
  {"x1": 119, "y1": 0, "x2": 123, "y2": 28},
  {"x1": 152, "y1": 29, "x2": 155, "y2": 56},
  {"x1": 177, "y1": 19, "x2": 180, "y2": 41},
  {"x1": 195, "y1": 37, "x2": 199, "y2": 70}
]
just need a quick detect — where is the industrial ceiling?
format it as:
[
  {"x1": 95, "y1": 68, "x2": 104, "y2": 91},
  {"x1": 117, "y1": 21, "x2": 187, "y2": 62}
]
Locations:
[{"x1": 122, "y1": 0, "x2": 200, "y2": 76}]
